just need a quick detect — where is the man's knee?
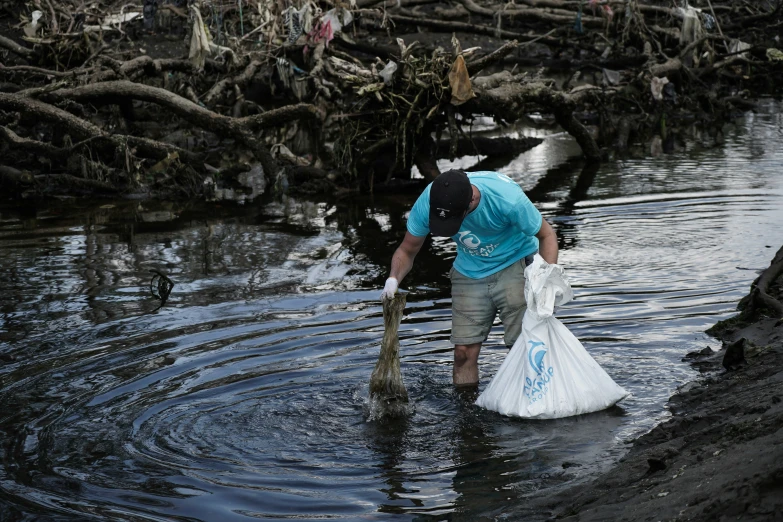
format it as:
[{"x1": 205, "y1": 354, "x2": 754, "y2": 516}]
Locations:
[{"x1": 454, "y1": 343, "x2": 481, "y2": 365}]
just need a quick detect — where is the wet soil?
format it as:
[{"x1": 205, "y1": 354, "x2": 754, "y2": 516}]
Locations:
[{"x1": 518, "y1": 248, "x2": 783, "y2": 522}]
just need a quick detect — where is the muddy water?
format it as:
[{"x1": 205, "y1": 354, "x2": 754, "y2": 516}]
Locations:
[{"x1": 1, "y1": 101, "x2": 783, "y2": 521}]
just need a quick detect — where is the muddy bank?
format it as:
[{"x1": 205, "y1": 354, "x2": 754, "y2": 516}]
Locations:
[{"x1": 517, "y1": 245, "x2": 783, "y2": 521}]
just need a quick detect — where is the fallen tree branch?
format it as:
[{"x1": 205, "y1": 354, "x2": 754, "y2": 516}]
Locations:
[
  {"x1": 0, "y1": 96, "x2": 202, "y2": 165},
  {"x1": 0, "y1": 125, "x2": 64, "y2": 156},
  {"x1": 36, "y1": 173, "x2": 120, "y2": 194},
  {"x1": 458, "y1": 0, "x2": 604, "y2": 26},
  {"x1": 649, "y1": 58, "x2": 683, "y2": 77},
  {"x1": 242, "y1": 103, "x2": 322, "y2": 131},
  {"x1": 0, "y1": 165, "x2": 34, "y2": 186},
  {"x1": 38, "y1": 81, "x2": 320, "y2": 180},
  {"x1": 203, "y1": 59, "x2": 261, "y2": 107},
  {"x1": 471, "y1": 72, "x2": 601, "y2": 161},
  {"x1": 748, "y1": 245, "x2": 783, "y2": 316},
  {"x1": 467, "y1": 40, "x2": 519, "y2": 75},
  {"x1": 361, "y1": 11, "x2": 599, "y2": 52},
  {"x1": 0, "y1": 64, "x2": 98, "y2": 78},
  {"x1": 0, "y1": 92, "x2": 106, "y2": 140},
  {"x1": 434, "y1": 135, "x2": 542, "y2": 159},
  {"x1": 357, "y1": 0, "x2": 437, "y2": 8},
  {"x1": 0, "y1": 35, "x2": 36, "y2": 60}
]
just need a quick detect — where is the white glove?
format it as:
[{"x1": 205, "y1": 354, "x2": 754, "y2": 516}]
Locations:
[{"x1": 381, "y1": 277, "x2": 398, "y2": 300}]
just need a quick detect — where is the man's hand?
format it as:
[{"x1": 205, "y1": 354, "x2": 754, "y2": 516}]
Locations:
[{"x1": 381, "y1": 277, "x2": 398, "y2": 300}]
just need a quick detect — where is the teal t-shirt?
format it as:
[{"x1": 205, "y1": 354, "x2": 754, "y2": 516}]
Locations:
[{"x1": 407, "y1": 171, "x2": 542, "y2": 279}]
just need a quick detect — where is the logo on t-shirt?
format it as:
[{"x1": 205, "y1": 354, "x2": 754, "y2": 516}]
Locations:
[
  {"x1": 457, "y1": 231, "x2": 498, "y2": 257},
  {"x1": 457, "y1": 230, "x2": 480, "y2": 249}
]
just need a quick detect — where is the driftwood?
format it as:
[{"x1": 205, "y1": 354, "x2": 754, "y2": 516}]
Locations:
[
  {"x1": 370, "y1": 292, "x2": 409, "y2": 418},
  {"x1": 739, "y1": 246, "x2": 783, "y2": 318},
  {"x1": 709, "y1": 245, "x2": 783, "y2": 338}
]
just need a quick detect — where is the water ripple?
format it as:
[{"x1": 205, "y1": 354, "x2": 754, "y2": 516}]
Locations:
[{"x1": 2, "y1": 102, "x2": 783, "y2": 520}]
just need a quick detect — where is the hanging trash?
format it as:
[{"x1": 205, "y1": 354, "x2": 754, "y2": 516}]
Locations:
[
  {"x1": 650, "y1": 76, "x2": 669, "y2": 101},
  {"x1": 378, "y1": 61, "x2": 398, "y2": 85},
  {"x1": 309, "y1": 18, "x2": 333, "y2": 47},
  {"x1": 23, "y1": 10, "x2": 43, "y2": 38},
  {"x1": 306, "y1": 7, "x2": 352, "y2": 48},
  {"x1": 186, "y1": 5, "x2": 238, "y2": 69},
  {"x1": 475, "y1": 255, "x2": 629, "y2": 419},
  {"x1": 574, "y1": 0, "x2": 584, "y2": 34},
  {"x1": 282, "y1": 6, "x2": 303, "y2": 44},
  {"x1": 448, "y1": 55, "x2": 475, "y2": 106},
  {"x1": 321, "y1": 8, "x2": 353, "y2": 34},
  {"x1": 663, "y1": 82, "x2": 677, "y2": 104},
  {"x1": 143, "y1": 0, "x2": 156, "y2": 31},
  {"x1": 602, "y1": 68, "x2": 621, "y2": 86},
  {"x1": 678, "y1": 4, "x2": 705, "y2": 45},
  {"x1": 602, "y1": 4, "x2": 614, "y2": 23},
  {"x1": 767, "y1": 48, "x2": 783, "y2": 62},
  {"x1": 730, "y1": 40, "x2": 752, "y2": 60},
  {"x1": 276, "y1": 57, "x2": 309, "y2": 100},
  {"x1": 189, "y1": 6, "x2": 212, "y2": 70},
  {"x1": 701, "y1": 12, "x2": 716, "y2": 31}
]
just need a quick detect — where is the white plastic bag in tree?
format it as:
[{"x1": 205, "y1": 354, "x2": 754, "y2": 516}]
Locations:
[
  {"x1": 379, "y1": 61, "x2": 398, "y2": 85},
  {"x1": 729, "y1": 39, "x2": 751, "y2": 60},
  {"x1": 475, "y1": 255, "x2": 628, "y2": 419},
  {"x1": 678, "y1": 4, "x2": 704, "y2": 45},
  {"x1": 650, "y1": 76, "x2": 669, "y2": 101},
  {"x1": 189, "y1": 7, "x2": 212, "y2": 70}
]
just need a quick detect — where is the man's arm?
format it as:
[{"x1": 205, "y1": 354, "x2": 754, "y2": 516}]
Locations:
[
  {"x1": 389, "y1": 232, "x2": 427, "y2": 283},
  {"x1": 536, "y1": 219, "x2": 558, "y2": 264}
]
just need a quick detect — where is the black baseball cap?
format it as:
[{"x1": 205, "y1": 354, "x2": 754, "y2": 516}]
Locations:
[{"x1": 429, "y1": 170, "x2": 472, "y2": 237}]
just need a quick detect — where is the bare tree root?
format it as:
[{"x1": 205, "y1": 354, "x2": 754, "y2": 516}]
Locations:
[
  {"x1": 0, "y1": 165, "x2": 34, "y2": 187},
  {"x1": 36, "y1": 173, "x2": 121, "y2": 194},
  {"x1": 203, "y1": 59, "x2": 262, "y2": 108},
  {"x1": 457, "y1": 0, "x2": 603, "y2": 27},
  {"x1": 471, "y1": 73, "x2": 603, "y2": 161},
  {"x1": 466, "y1": 40, "x2": 519, "y2": 75},
  {"x1": 742, "y1": 246, "x2": 783, "y2": 317},
  {"x1": 36, "y1": 81, "x2": 320, "y2": 179},
  {"x1": 0, "y1": 35, "x2": 36, "y2": 61}
]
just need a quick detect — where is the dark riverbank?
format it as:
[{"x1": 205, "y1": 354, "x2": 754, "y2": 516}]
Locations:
[{"x1": 520, "y1": 246, "x2": 783, "y2": 521}]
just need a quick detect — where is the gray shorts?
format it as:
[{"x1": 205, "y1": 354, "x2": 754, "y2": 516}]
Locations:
[{"x1": 449, "y1": 255, "x2": 533, "y2": 347}]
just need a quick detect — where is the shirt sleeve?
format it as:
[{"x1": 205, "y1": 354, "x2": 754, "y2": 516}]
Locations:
[
  {"x1": 508, "y1": 189, "x2": 542, "y2": 236},
  {"x1": 406, "y1": 187, "x2": 431, "y2": 237}
]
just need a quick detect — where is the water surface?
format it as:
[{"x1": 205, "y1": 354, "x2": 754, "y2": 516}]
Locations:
[{"x1": 1, "y1": 102, "x2": 782, "y2": 521}]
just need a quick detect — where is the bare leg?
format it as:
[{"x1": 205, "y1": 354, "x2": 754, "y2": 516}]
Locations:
[{"x1": 453, "y1": 343, "x2": 482, "y2": 385}]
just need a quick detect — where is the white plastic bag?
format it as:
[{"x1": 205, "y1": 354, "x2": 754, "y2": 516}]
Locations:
[
  {"x1": 475, "y1": 255, "x2": 628, "y2": 419},
  {"x1": 678, "y1": 4, "x2": 704, "y2": 45}
]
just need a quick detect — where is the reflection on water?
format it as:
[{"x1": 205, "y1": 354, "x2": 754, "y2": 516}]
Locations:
[{"x1": 1, "y1": 100, "x2": 783, "y2": 521}]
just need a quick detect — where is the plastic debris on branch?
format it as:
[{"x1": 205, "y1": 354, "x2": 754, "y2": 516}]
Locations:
[
  {"x1": 379, "y1": 61, "x2": 398, "y2": 85},
  {"x1": 475, "y1": 255, "x2": 629, "y2": 419},
  {"x1": 678, "y1": 3, "x2": 705, "y2": 45},
  {"x1": 651, "y1": 76, "x2": 669, "y2": 101}
]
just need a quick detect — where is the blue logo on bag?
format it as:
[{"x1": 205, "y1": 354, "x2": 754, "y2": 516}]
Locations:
[
  {"x1": 524, "y1": 340, "x2": 555, "y2": 403},
  {"x1": 528, "y1": 341, "x2": 547, "y2": 374}
]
